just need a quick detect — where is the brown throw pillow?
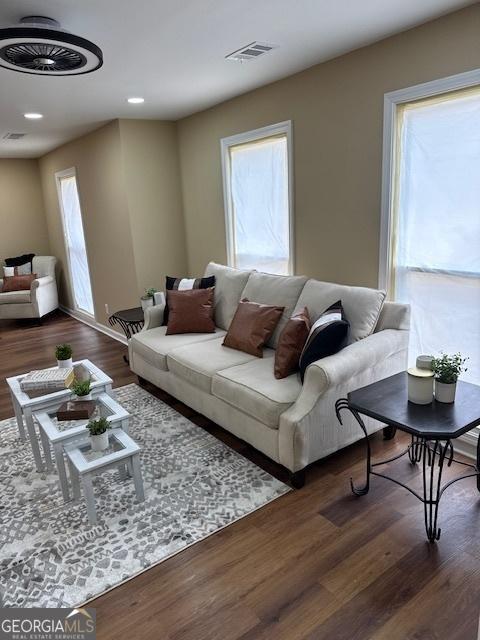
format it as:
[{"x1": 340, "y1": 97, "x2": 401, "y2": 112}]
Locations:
[
  {"x1": 274, "y1": 307, "x2": 311, "y2": 379},
  {"x1": 223, "y1": 299, "x2": 284, "y2": 357},
  {"x1": 2, "y1": 273, "x2": 37, "y2": 293},
  {"x1": 166, "y1": 287, "x2": 216, "y2": 335}
]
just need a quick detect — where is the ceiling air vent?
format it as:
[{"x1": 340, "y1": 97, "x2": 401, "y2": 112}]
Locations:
[
  {"x1": 225, "y1": 42, "x2": 277, "y2": 62},
  {"x1": 3, "y1": 132, "x2": 26, "y2": 140}
]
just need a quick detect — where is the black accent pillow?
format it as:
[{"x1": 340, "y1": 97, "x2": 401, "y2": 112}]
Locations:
[
  {"x1": 163, "y1": 275, "x2": 215, "y2": 325},
  {"x1": 5, "y1": 253, "x2": 35, "y2": 268},
  {"x1": 299, "y1": 300, "x2": 349, "y2": 382}
]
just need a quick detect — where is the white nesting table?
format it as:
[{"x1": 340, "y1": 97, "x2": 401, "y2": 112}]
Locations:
[
  {"x1": 6, "y1": 360, "x2": 113, "y2": 472},
  {"x1": 34, "y1": 392, "x2": 130, "y2": 502},
  {"x1": 65, "y1": 428, "x2": 145, "y2": 525}
]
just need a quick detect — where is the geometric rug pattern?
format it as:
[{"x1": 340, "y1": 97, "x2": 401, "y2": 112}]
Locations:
[{"x1": 0, "y1": 384, "x2": 289, "y2": 607}]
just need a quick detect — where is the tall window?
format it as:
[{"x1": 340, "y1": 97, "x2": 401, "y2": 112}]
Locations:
[
  {"x1": 56, "y1": 168, "x2": 95, "y2": 317},
  {"x1": 385, "y1": 85, "x2": 480, "y2": 384},
  {"x1": 221, "y1": 121, "x2": 293, "y2": 275}
]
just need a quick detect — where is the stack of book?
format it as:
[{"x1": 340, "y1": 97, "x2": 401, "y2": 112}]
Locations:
[{"x1": 20, "y1": 367, "x2": 75, "y2": 392}]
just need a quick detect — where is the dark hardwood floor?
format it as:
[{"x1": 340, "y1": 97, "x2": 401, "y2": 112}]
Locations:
[{"x1": 1, "y1": 312, "x2": 480, "y2": 639}]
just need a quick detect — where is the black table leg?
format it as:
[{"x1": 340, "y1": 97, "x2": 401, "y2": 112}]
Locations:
[
  {"x1": 335, "y1": 398, "x2": 371, "y2": 495},
  {"x1": 477, "y1": 434, "x2": 480, "y2": 493},
  {"x1": 408, "y1": 434, "x2": 423, "y2": 464},
  {"x1": 383, "y1": 425, "x2": 397, "y2": 440},
  {"x1": 422, "y1": 439, "x2": 452, "y2": 543}
]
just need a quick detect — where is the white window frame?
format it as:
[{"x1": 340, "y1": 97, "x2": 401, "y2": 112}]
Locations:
[
  {"x1": 379, "y1": 68, "x2": 480, "y2": 460},
  {"x1": 220, "y1": 120, "x2": 295, "y2": 275},
  {"x1": 55, "y1": 166, "x2": 95, "y2": 319},
  {"x1": 379, "y1": 67, "x2": 480, "y2": 293}
]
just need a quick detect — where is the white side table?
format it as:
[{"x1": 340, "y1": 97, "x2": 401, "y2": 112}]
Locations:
[
  {"x1": 34, "y1": 393, "x2": 130, "y2": 502},
  {"x1": 6, "y1": 360, "x2": 113, "y2": 472},
  {"x1": 64, "y1": 428, "x2": 145, "y2": 525}
]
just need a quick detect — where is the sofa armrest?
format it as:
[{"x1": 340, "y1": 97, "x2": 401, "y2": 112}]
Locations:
[
  {"x1": 143, "y1": 303, "x2": 165, "y2": 330},
  {"x1": 31, "y1": 275, "x2": 54, "y2": 290},
  {"x1": 31, "y1": 276, "x2": 58, "y2": 317},
  {"x1": 278, "y1": 328, "x2": 409, "y2": 472},
  {"x1": 303, "y1": 328, "x2": 408, "y2": 394}
]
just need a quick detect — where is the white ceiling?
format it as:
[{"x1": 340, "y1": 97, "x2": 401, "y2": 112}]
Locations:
[{"x1": 0, "y1": 0, "x2": 475, "y2": 158}]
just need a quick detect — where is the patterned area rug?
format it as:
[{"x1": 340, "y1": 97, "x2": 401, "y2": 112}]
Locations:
[{"x1": 0, "y1": 384, "x2": 289, "y2": 607}]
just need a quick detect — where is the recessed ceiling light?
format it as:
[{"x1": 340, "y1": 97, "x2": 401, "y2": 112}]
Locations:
[
  {"x1": 127, "y1": 97, "x2": 144, "y2": 104},
  {"x1": 24, "y1": 112, "x2": 43, "y2": 119}
]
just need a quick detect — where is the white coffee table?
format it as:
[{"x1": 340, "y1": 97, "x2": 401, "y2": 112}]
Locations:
[
  {"x1": 34, "y1": 392, "x2": 130, "y2": 502},
  {"x1": 6, "y1": 360, "x2": 113, "y2": 472},
  {"x1": 65, "y1": 428, "x2": 144, "y2": 525}
]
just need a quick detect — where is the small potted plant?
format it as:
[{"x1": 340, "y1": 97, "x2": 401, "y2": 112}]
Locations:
[
  {"x1": 71, "y1": 377, "x2": 92, "y2": 401},
  {"x1": 432, "y1": 352, "x2": 468, "y2": 403},
  {"x1": 140, "y1": 287, "x2": 157, "y2": 311},
  {"x1": 55, "y1": 343, "x2": 73, "y2": 369},
  {"x1": 86, "y1": 416, "x2": 111, "y2": 451}
]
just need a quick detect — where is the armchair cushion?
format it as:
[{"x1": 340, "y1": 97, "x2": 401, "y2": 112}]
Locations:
[{"x1": 0, "y1": 290, "x2": 31, "y2": 304}]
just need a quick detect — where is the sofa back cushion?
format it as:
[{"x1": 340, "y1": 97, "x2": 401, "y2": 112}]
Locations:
[
  {"x1": 204, "y1": 262, "x2": 252, "y2": 330},
  {"x1": 240, "y1": 272, "x2": 308, "y2": 348},
  {"x1": 295, "y1": 279, "x2": 386, "y2": 343}
]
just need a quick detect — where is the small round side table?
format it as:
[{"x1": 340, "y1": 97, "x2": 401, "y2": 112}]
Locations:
[{"x1": 108, "y1": 307, "x2": 144, "y2": 364}]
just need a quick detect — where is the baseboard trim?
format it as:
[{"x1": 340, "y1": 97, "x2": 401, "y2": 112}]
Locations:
[
  {"x1": 455, "y1": 430, "x2": 478, "y2": 461},
  {"x1": 59, "y1": 305, "x2": 127, "y2": 346}
]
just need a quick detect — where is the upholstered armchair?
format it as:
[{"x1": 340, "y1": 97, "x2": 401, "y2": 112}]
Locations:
[{"x1": 0, "y1": 256, "x2": 59, "y2": 320}]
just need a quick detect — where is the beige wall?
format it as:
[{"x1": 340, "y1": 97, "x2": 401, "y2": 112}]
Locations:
[
  {"x1": 38, "y1": 119, "x2": 187, "y2": 328},
  {"x1": 119, "y1": 119, "x2": 187, "y2": 293},
  {"x1": 39, "y1": 121, "x2": 138, "y2": 325},
  {"x1": 177, "y1": 4, "x2": 480, "y2": 287},
  {"x1": 0, "y1": 159, "x2": 50, "y2": 263}
]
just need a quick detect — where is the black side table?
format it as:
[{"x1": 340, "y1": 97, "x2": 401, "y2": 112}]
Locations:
[
  {"x1": 108, "y1": 307, "x2": 144, "y2": 364},
  {"x1": 335, "y1": 372, "x2": 480, "y2": 543}
]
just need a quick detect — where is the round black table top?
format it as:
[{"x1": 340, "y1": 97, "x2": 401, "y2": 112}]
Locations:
[
  {"x1": 348, "y1": 371, "x2": 480, "y2": 439},
  {"x1": 109, "y1": 307, "x2": 144, "y2": 323}
]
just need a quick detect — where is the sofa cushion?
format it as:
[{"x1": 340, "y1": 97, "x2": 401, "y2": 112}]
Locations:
[
  {"x1": 212, "y1": 355, "x2": 302, "y2": 429},
  {"x1": 130, "y1": 327, "x2": 225, "y2": 371},
  {"x1": 167, "y1": 337, "x2": 258, "y2": 393},
  {"x1": 295, "y1": 279, "x2": 386, "y2": 344},
  {"x1": 204, "y1": 262, "x2": 252, "y2": 330},
  {"x1": 240, "y1": 271, "x2": 308, "y2": 348},
  {"x1": 0, "y1": 290, "x2": 31, "y2": 304}
]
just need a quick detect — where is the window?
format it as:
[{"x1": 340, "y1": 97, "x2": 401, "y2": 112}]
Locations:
[
  {"x1": 55, "y1": 168, "x2": 95, "y2": 317},
  {"x1": 221, "y1": 121, "x2": 293, "y2": 275},
  {"x1": 381, "y1": 74, "x2": 480, "y2": 385}
]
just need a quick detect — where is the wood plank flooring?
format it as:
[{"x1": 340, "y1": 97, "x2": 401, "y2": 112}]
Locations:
[{"x1": 1, "y1": 312, "x2": 480, "y2": 639}]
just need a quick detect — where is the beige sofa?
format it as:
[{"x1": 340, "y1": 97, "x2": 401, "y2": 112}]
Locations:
[
  {"x1": 0, "y1": 256, "x2": 58, "y2": 321},
  {"x1": 129, "y1": 262, "x2": 410, "y2": 486}
]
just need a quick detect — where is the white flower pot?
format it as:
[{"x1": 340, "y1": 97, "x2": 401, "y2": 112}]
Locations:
[
  {"x1": 90, "y1": 431, "x2": 109, "y2": 452},
  {"x1": 435, "y1": 380, "x2": 457, "y2": 403},
  {"x1": 141, "y1": 297, "x2": 154, "y2": 311},
  {"x1": 72, "y1": 393, "x2": 92, "y2": 402},
  {"x1": 57, "y1": 357, "x2": 73, "y2": 369}
]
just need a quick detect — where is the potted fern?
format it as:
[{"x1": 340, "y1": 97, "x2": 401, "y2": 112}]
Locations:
[
  {"x1": 55, "y1": 343, "x2": 73, "y2": 369},
  {"x1": 432, "y1": 352, "x2": 468, "y2": 403},
  {"x1": 140, "y1": 287, "x2": 156, "y2": 311},
  {"x1": 71, "y1": 377, "x2": 92, "y2": 401},
  {"x1": 86, "y1": 416, "x2": 111, "y2": 451}
]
